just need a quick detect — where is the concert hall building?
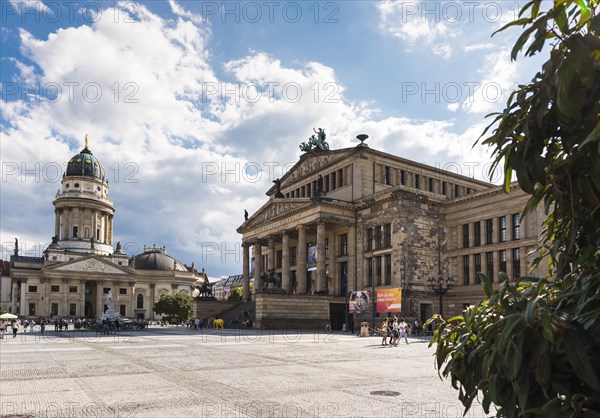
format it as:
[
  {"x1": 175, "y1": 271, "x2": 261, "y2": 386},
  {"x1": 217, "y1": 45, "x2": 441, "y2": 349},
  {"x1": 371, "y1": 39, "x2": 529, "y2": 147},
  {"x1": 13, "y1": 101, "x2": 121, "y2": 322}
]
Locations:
[{"x1": 238, "y1": 134, "x2": 547, "y2": 329}]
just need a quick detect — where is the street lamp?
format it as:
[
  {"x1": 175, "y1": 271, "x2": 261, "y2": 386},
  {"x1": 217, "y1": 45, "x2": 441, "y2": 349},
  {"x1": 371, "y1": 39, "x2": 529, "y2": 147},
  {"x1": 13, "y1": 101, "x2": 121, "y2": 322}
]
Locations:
[{"x1": 427, "y1": 273, "x2": 455, "y2": 317}]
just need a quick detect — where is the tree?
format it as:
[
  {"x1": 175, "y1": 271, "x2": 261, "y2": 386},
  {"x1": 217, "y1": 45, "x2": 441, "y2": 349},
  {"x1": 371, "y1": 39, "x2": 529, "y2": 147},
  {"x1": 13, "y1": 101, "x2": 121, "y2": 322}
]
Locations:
[
  {"x1": 427, "y1": 1, "x2": 600, "y2": 416},
  {"x1": 153, "y1": 293, "x2": 193, "y2": 323}
]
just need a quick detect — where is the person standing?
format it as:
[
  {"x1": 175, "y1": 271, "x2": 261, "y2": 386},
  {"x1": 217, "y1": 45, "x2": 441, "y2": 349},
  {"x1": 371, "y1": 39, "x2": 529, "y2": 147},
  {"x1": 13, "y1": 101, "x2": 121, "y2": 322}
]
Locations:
[
  {"x1": 12, "y1": 320, "x2": 19, "y2": 338},
  {"x1": 381, "y1": 318, "x2": 389, "y2": 346},
  {"x1": 391, "y1": 317, "x2": 399, "y2": 346},
  {"x1": 398, "y1": 318, "x2": 409, "y2": 345}
]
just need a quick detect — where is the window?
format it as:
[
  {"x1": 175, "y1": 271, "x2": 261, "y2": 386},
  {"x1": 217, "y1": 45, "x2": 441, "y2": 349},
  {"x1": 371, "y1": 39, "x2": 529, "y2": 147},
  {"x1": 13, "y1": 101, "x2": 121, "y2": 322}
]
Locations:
[
  {"x1": 454, "y1": 184, "x2": 460, "y2": 197},
  {"x1": 324, "y1": 175, "x2": 330, "y2": 192},
  {"x1": 119, "y1": 288, "x2": 128, "y2": 295},
  {"x1": 462, "y1": 224, "x2": 470, "y2": 248},
  {"x1": 331, "y1": 172, "x2": 337, "y2": 190},
  {"x1": 276, "y1": 250, "x2": 283, "y2": 268},
  {"x1": 367, "y1": 258, "x2": 373, "y2": 286},
  {"x1": 463, "y1": 255, "x2": 470, "y2": 285},
  {"x1": 428, "y1": 178, "x2": 434, "y2": 192},
  {"x1": 103, "y1": 287, "x2": 111, "y2": 294},
  {"x1": 512, "y1": 213, "x2": 521, "y2": 240},
  {"x1": 137, "y1": 294, "x2": 144, "y2": 309},
  {"x1": 96, "y1": 228, "x2": 100, "y2": 240},
  {"x1": 290, "y1": 247, "x2": 297, "y2": 266},
  {"x1": 28, "y1": 285, "x2": 37, "y2": 293},
  {"x1": 366, "y1": 228, "x2": 373, "y2": 251},
  {"x1": 512, "y1": 248, "x2": 521, "y2": 278},
  {"x1": 385, "y1": 254, "x2": 392, "y2": 285},
  {"x1": 120, "y1": 305, "x2": 126, "y2": 316},
  {"x1": 384, "y1": 166, "x2": 391, "y2": 185},
  {"x1": 414, "y1": 174, "x2": 420, "y2": 189},
  {"x1": 72, "y1": 226, "x2": 78, "y2": 238},
  {"x1": 338, "y1": 168, "x2": 344, "y2": 187},
  {"x1": 400, "y1": 170, "x2": 406, "y2": 185},
  {"x1": 69, "y1": 286, "x2": 78, "y2": 293},
  {"x1": 325, "y1": 239, "x2": 329, "y2": 259},
  {"x1": 442, "y1": 181, "x2": 447, "y2": 195},
  {"x1": 51, "y1": 303, "x2": 58, "y2": 317},
  {"x1": 384, "y1": 223, "x2": 391, "y2": 248},
  {"x1": 29, "y1": 303, "x2": 36, "y2": 316},
  {"x1": 69, "y1": 303, "x2": 76, "y2": 316},
  {"x1": 474, "y1": 254, "x2": 482, "y2": 284},
  {"x1": 486, "y1": 252, "x2": 494, "y2": 282},
  {"x1": 498, "y1": 216, "x2": 507, "y2": 242},
  {"x1": 375, "y1": 256, "x2": 382, "y2": 286},
  {"x1": 486, "y1": 219, "x2": 493, "y2": 244},
  {"x1": 499, "y1": 250, "x2": 507, "y2": 274},
  {"x1": 340, "y1": 234, "x2": 348, "y2": 256},
  {"x1": 374, "y1": 226, "x2": 382, "y2": 250},
  {"x1": 51, "y1": 285, "x2": 60, "y2": 292}
]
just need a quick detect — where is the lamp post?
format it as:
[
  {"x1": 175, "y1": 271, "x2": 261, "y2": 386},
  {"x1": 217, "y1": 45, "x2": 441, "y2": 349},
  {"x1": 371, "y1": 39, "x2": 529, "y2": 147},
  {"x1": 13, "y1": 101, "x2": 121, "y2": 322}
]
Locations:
[{"x1": 427, "y1": 274, "x2": 454, "y2": 317}]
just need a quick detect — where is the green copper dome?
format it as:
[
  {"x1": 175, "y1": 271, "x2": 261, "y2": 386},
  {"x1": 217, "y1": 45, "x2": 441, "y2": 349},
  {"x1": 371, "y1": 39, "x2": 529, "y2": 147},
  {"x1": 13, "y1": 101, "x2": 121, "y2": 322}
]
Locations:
[{"x1": 66, "y1": 146, "x2": 105, "y2": 181}]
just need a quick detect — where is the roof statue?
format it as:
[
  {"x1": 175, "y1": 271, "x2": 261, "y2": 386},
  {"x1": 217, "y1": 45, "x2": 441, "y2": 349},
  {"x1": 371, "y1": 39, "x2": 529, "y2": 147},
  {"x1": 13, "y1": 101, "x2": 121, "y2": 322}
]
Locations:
[
  {"x1": 84, "y1": 133, "x2": 88, "y2": 149},
  {"x1": 299, "y1": 128, "x2": 329, "y2": 152}
]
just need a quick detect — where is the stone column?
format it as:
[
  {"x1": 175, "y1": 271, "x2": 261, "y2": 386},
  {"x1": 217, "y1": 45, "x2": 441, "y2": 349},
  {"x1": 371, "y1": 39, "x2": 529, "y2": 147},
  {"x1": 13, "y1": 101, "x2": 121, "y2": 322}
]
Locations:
[
  {"x1": 96, "y1": 281, "x2": 104, "y2": 316},
  {"x1": 316, "y1": 221, "x2": 326, "y2": 293},
  {"x1": 348, "y1": 225, "x2": 357, "y2": 292},
  {"x1": 128, "y1": 282, "x2": 135, "y2": 317},
  {"x1": 254, "y1": 243, "x2": 262, "y2": 292},
  {"x1": 281, "y1": 232, "x2": 290, "y2": 292},
  {"x1": 19, "y1": 279, "x2": 27, "y2": 316},
  {"x1": 62, "y1": 278, "x2": 69, "y2": 316},
  {"x1": 149, "y1": 284, "x2": 156, "y2": 319},
  {"x1": 79, "y1": 280, "x2": 86, "y2": 317},
  {"x1": 108, "y1": 215, "x2": 113, "y2": 245},
  {"x1": 242, "y1": 243, "x2": 250, "y2": 301},
  {"x1": 10, "y1": 280, "x2": 20, "y2": 313},
  {"x1": 267, "y1": 236, "x2": 275, "y2": 289},
  {"x1": 41, "y1": 277, "x2": 50, "y2": 317},
  {"x1": 54, "y1": 210, "x2": 60, "y2": 239},
  {"x1": 296, "y1": 225, "x2": 307, "y2": 294},
  {"x1": 92, "y1": 210, "x2": 97, "y2": 241}
]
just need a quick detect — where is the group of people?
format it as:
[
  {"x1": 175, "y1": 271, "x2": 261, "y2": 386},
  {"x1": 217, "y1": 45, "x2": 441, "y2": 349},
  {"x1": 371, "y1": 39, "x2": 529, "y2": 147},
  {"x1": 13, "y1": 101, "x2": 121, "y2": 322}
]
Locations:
[
  {"x1": 0, "y1": 319, "x2": 50, "y2": 339},
  {"x1": 380, "y1": 317, "x2": 412, "y2": 346}
]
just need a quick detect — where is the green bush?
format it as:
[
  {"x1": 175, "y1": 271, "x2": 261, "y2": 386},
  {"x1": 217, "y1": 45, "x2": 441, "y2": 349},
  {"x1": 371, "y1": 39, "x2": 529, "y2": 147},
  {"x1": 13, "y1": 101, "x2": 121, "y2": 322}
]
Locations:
[{"x1": 428, "y1": 1, "x2": 600, "y2": 416}]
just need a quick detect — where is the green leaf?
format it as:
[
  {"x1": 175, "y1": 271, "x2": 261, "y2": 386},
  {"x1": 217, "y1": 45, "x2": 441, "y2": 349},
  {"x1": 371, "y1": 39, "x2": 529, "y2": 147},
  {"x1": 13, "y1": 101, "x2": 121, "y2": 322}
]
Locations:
[
  {"x1": 564, "y1": 329, "x2": 600, "y2": 391},
  {"x1": 480, "y1": 273, "x2": 493, "y2": 298}
]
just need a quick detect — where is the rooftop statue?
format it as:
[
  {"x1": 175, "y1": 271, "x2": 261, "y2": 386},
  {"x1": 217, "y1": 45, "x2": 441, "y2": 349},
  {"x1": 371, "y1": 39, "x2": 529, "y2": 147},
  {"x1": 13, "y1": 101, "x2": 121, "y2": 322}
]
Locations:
[{"x1": 299, "y1": 128, "x2": 330, "y2": 152}]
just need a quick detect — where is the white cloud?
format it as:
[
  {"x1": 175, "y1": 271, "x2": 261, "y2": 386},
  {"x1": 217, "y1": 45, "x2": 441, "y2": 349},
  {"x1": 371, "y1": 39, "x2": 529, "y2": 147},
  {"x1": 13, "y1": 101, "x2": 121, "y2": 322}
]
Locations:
[
  {"x1": 1, "y1": 2, "x2": 500, "y2": 276},
  {"x1": 377, "y1": 1, "x2": 458, "y2": 57}
]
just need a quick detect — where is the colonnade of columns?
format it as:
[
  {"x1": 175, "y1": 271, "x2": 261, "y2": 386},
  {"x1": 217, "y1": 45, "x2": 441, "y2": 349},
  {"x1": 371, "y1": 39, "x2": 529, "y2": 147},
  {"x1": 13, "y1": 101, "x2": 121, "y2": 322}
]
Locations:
[
  {"x1": 241, "y1": 222, "x2": 356, "y2": 301},
  {"x1": 54, "y1": 208, "x2": 113, "y2": 244}
]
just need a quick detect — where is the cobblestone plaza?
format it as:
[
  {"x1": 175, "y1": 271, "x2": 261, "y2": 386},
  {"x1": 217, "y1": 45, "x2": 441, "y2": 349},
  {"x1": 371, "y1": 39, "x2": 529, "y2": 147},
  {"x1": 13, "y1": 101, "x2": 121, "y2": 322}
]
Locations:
[{"x1": 0, "y1": 327, "x2": 486, "y2": 417}]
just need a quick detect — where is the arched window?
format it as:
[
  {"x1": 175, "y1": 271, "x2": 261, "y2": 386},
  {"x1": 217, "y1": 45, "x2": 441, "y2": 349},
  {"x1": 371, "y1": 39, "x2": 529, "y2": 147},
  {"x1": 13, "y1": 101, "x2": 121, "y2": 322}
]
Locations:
[{"x1": 137, "y1": 294, "x2": 144, "y2": 309}]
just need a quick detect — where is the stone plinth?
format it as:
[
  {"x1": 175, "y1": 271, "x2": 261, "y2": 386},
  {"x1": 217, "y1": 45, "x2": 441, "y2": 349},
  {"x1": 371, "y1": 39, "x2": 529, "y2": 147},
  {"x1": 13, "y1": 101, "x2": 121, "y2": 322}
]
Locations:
[{"x1": 255, "y1": 293, "x2": 340, "y2": 329}]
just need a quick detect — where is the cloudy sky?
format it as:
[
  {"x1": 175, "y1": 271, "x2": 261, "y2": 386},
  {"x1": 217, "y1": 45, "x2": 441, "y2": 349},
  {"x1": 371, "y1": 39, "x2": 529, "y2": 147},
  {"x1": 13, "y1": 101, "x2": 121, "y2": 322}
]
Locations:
[{"x1": 1, "y1": 1, "x2": 546, "y2": 278}]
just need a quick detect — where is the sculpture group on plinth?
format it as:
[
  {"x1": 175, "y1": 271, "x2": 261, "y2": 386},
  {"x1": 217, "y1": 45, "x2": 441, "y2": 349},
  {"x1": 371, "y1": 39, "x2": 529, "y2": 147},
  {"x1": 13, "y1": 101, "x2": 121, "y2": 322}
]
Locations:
[
  {"x1": 299, "y1": 128, "x2": 330, "y2": 152},
  {"x1": 260, "y1": 269, "x2": 285, "y2": 293}
]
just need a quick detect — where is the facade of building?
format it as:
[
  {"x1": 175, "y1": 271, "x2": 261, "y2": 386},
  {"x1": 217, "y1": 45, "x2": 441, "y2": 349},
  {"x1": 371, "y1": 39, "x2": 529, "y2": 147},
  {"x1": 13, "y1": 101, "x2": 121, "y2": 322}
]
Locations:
[
  {"x1": 238, "y1": 135, "x2": 547, "y2": 329},
  {"x1": 7, "y1": 139, "x2": 206, "y2": 319}
]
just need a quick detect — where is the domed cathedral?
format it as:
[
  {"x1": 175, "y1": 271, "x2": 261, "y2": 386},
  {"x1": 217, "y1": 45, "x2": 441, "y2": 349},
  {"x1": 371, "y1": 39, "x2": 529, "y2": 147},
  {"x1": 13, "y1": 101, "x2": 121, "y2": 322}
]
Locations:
[{"x1": 9, "y1": 136, "x2": 207, "y2": 320}]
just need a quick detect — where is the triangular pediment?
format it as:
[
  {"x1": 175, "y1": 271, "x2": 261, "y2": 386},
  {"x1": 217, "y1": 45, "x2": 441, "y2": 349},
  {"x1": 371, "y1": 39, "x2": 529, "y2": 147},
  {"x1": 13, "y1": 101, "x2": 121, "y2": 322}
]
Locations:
[
  {"x1": 279, "y1": 149, "x2": 354, "y2": 189},
  {"x1": 46, "y1": 255, "x2": 132, "y2": 275},
  {"x1": 241, "y1": 200, "x2": 311, "y2": 231}
]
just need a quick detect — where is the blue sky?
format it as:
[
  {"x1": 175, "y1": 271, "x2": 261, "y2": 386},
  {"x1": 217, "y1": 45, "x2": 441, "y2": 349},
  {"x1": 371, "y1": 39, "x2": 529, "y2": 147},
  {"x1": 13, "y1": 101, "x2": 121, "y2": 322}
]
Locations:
[{"x1": 1, "y1": 1, "x2": 546, "y2": 278}]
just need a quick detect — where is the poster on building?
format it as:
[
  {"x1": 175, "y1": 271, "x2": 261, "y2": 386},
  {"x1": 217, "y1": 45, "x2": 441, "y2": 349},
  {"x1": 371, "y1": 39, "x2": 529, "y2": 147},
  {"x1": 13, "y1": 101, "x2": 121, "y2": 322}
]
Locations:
[
  {"x1": 376, "y1": 288, "x2": 402, "y2": 313},
  {"x1": 307, "y1": 244, "x2": 317, "y2": 271},
  {"x1": 349, "y1": 291, "x2": 371, "y2": 313}
]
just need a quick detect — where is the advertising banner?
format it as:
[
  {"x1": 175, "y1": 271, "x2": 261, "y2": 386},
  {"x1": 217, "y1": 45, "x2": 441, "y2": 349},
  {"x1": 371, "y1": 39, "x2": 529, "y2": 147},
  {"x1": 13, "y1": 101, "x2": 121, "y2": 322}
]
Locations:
[
  {"x1": 349, "y1": 291, "x2": 371, "y2": 313},
  {"x1": 376, "y1": 288, "x2": 402, "y2": 313}
]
